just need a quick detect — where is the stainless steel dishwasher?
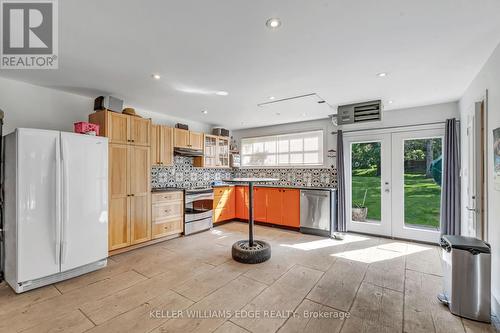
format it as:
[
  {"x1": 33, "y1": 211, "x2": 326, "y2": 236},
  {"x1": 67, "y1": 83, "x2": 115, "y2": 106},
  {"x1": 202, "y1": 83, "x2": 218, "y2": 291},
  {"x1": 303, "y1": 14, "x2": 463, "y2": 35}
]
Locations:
[{"x1": 300, "y1": 189, "x2": 336, "y2": 237}]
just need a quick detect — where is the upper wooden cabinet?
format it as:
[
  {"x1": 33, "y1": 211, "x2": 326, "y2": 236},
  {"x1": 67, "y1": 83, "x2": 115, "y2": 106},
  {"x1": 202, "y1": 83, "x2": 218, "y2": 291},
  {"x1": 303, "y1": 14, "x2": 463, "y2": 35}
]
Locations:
[
  {"x1": 89, "y1": 110, "x2": 151, "y2": 146},
  {"x1": 194, "y1": 135, "x2": 230, "y2": 168},
  {"x1": 189, "y1": 132, "x2": 204, "y2": 150},
  {"x1": 173, "y1": 128, "x2": 203, "y2": 150},
  {"x1": 151, "y1": 125, "x2": 173, "y2": 166},
  {"x1": 173, "y1": 128, "x2": 190, "y2": 148}
]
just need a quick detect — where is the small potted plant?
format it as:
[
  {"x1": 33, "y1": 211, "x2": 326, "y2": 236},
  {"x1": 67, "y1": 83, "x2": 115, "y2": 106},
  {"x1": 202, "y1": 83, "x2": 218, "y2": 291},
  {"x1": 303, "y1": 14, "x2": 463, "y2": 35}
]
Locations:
[{"x1": 352, "y1": 189, "x2": 368, "y2": 222}]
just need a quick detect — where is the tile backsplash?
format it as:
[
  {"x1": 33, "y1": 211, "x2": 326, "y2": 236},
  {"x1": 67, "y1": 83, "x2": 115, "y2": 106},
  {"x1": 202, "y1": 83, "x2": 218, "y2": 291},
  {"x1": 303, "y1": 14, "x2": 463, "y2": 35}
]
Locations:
[
  {"x1": 152, "y1": 156, "x2": 337, "y2": 189},
  {"x1": 233, "y1": 168, "x2": 337, "y2": 188},
  {"x1": 152, "y1": 156, "x2": 233, "y2": 189}
]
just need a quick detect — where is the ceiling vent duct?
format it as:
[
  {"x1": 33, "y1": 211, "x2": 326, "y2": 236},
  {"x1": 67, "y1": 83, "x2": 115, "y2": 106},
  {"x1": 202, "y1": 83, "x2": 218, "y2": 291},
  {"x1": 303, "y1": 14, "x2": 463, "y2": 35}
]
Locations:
[{"x1": 337, "y1": 100, "x2": 382, "y2": 125}]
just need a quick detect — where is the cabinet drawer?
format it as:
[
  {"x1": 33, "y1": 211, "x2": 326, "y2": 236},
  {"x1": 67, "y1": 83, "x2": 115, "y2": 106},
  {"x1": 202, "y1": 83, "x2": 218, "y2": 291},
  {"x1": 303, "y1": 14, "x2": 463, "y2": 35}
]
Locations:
[
  {"x1": 153, "y1": 201, "x2": 183, "y2": 221},
  {"x1": 152, "y1": 218, "x2": 183, "y2": 239},
  {"x1": 152, "y1": 192, "x2": 183, "y2": 204}
]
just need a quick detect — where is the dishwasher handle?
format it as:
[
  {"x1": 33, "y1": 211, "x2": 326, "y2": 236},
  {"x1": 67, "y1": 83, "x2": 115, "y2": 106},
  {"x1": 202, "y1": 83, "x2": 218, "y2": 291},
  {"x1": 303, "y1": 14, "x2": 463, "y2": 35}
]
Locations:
[{"x1": 301, "y1": 190, "x2": 330, "y2": 198}]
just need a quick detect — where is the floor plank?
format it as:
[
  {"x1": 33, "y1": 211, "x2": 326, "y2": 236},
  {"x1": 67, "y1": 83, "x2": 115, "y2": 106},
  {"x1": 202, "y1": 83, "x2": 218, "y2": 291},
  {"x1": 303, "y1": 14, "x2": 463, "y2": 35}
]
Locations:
[
  {"x1": 0, "y1": 223, "x2": 496, "y2": 333},
  {"x1": 232, "y1": 265, "x2": 323, "y2": 333},
  {"x1": 307, "y1": 258, "x2": 368, "y2": 311}
]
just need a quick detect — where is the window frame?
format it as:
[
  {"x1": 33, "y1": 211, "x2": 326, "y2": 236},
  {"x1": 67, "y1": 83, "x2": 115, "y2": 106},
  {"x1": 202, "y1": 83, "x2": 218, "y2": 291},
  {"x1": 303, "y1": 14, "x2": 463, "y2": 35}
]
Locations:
[{"x1": 240, "y1": 130, "x2": 325, "y2": 169}]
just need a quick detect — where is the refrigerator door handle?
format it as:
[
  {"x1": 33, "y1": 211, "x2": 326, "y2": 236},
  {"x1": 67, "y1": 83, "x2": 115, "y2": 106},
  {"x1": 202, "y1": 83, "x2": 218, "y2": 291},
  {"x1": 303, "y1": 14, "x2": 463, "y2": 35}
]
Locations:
[
  {"x1": 61, "y1": 138, "x2": 70, "y2": 264},
  {"x1": 55, "y1": 140, "x2": 62, "y2": 266}
]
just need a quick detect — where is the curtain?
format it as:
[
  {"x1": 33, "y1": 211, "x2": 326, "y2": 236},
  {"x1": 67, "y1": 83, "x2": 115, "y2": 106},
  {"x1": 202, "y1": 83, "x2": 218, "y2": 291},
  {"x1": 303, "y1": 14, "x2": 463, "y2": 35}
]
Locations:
[
  {"x1": 441, "y1": 118, "x2": 461, "y2": 235},
  {"x1": 336, "y1": 130, "x2": 347, "y2": 232}
]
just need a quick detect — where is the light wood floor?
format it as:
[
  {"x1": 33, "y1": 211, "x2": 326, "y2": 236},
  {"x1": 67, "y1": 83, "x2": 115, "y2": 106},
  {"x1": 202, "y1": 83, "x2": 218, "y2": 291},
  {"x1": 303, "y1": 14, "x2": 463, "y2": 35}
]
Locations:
[{"x1": 0, "y1": 222, "x2": 497, "y2": 333}]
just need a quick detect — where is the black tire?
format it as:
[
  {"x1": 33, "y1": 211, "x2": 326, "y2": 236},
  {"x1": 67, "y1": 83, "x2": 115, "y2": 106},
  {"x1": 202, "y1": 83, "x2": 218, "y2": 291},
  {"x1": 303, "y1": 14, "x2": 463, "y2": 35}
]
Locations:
[{"x1": 232, "y1": 240, "x2": 271, "y2": 264}]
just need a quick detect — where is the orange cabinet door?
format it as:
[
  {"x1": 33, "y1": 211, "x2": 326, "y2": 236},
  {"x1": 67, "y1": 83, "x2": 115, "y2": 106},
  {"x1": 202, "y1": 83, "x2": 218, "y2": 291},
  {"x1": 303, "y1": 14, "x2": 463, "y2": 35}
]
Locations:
[
  {"x1": 281, "y1": 189, "x2": 300, "y2": 228},
  {"x1": 235, "y1": 186, "x2": 249, "y2": 220},
  {"x1": 266, "y1": 188, "x2": 283, "y2": 225},
  {"x1": 254, "y1": 188, "x2": 267, "y2": 222}
]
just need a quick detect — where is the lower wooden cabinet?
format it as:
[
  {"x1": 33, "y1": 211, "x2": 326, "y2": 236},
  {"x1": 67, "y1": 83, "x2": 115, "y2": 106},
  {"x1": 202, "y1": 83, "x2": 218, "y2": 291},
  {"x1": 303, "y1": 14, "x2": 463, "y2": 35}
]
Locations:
[
  {"x1": 213, "y1": 186, "x2": 235, "y2": 223},
  {"x1": 152, "y1": 191, "x2": 184, "y2": 239}
]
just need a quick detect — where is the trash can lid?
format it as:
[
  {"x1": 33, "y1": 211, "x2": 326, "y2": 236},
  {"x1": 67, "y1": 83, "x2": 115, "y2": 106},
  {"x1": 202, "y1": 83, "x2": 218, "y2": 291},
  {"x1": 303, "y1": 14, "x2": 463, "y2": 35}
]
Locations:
[{"x1": 441, "y1": 235, "x2": 491, "y2": 254}]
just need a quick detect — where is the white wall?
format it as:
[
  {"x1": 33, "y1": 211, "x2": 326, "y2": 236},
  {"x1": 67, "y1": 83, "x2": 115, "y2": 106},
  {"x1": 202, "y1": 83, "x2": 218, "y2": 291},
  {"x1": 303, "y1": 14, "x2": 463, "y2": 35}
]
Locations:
[
  {"x1": 459, "y1": 42, "x2": 500, "y2": 318},
  {"x1": 232, "y1": 101, "x2": 459, "y2": 169},
  {"x1": 0, "y1": 76, "x2": 210, "y2": 135}
]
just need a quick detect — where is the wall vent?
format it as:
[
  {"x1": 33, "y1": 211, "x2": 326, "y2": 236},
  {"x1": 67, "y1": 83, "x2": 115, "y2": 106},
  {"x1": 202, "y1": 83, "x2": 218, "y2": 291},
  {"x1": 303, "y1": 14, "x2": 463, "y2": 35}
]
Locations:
[{"x1": 337, "y1": 100, "x2": 382, "y2": 125}]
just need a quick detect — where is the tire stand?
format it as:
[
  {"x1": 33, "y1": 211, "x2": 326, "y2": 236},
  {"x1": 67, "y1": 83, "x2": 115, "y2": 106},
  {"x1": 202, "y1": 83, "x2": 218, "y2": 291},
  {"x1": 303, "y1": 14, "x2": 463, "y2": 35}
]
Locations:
[{"x1": 223, "y1": 178, "x2": 278, "y2": 264}]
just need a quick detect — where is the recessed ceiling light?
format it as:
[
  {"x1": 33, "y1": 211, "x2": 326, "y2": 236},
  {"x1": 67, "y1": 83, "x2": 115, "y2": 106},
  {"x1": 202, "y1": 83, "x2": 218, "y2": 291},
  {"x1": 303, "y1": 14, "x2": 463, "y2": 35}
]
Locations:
[
  {"x1": 201, "y1": 110, "x2": 208, "y2": 114},
  {"x1": 269, "y1": 96, "x2": 275, "y2": 100},
  {"x1": 388, "y1": 100, "x2": 394, "y2": 104},
  {"x1": 152, "y1": 74, "x2": 161, "y2": 80},
  {"x1": 376, "y1": 72, "x2": 388, "y2": 78},
  {"x1": 215, "y1": 91, "x2": 229, "y2": 96},
  {"x1": 301, "y1": 113, "x2": 306, "y2": 117},
  {"x1": 266, "y1": 18, "x2": 282, "y2": 29}
]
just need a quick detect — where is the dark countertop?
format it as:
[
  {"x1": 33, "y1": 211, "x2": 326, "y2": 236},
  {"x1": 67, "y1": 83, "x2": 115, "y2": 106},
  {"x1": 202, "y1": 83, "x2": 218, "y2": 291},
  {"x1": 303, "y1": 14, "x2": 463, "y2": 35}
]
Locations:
[
  {"x1": 151, "y1": 187, "x2": 185, "y2": 193},
  {"x1": 212, "y1": 183, "x2": 337, "y2": 191}
]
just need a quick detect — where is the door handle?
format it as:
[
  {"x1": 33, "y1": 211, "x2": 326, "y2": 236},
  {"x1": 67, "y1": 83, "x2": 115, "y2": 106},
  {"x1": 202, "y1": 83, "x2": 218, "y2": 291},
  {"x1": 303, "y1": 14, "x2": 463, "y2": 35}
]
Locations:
[{"x1": 466, "y1": 206, "x2": 477, "y2": 213}]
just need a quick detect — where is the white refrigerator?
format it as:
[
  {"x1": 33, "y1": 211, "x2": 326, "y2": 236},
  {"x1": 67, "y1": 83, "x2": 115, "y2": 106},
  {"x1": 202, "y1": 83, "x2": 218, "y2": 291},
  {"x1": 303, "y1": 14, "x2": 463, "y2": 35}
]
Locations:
[{"x1": 3, "y1": 128, "x2": 108, "y2": 293}]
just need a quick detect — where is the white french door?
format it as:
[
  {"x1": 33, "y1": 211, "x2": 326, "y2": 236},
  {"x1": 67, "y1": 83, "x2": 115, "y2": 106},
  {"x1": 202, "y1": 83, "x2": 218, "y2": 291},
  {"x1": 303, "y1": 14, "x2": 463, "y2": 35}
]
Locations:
[
  {"x1": 345, "y1": 127, "x2": 445, "y2": 243},
  {"x1": 345, "y1": 133, "x2": 392, "y2": 237},
  {"x1": 391, "y1": 129, "x2": 444, "y2": 243}
]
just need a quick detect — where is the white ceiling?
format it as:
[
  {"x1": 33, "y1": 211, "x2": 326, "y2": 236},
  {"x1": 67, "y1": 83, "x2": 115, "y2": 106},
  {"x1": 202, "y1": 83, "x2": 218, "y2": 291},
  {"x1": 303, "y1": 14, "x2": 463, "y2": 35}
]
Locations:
[{"x1": 1, "y1": 0, "x2": 500, "y2": 130}]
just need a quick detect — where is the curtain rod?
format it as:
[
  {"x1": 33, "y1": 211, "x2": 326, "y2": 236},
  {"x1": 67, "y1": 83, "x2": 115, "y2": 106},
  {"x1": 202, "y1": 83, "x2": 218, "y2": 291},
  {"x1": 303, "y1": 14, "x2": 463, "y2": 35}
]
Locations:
[{"x1": 330, "y1": 120, "x2": 460, "y2": 135}]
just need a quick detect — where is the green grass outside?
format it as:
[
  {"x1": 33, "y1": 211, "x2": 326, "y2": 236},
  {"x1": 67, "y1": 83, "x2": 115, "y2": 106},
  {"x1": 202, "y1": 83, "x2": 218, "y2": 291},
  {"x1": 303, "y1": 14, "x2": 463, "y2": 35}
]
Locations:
[{"x1": 352, "y1": 168, "x2": 441, "y2": 228}]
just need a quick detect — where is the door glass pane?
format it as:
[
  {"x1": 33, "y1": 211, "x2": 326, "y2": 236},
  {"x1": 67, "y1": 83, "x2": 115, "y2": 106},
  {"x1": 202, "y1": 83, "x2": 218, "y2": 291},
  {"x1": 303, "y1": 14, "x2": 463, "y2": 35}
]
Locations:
[
  {"x1": 351, "y1": 142, "x2": 381, "y2": 222},
  {"x1": 403, "y1": 138, "x2": 442, "y2": 230}
]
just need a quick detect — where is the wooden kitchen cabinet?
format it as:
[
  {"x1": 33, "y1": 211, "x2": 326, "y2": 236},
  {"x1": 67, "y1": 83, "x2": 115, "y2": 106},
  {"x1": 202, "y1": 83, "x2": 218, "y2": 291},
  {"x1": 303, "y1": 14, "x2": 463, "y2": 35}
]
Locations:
[
  {"x1": 151, "y1": 125, "x2": 173, "y2": 166},
  {"x1": 89, "y1": 110, "x2": 151, "y2": 146},
  {"x1": 129, "y1": 146, "x2": 152, "y2": 244},
  {"x1": 92, "y1": 109, "x2": 153, "y2": 252},
  {"x1": 213, "y1": 186, "x2": 235, "y2": 223},
  {"x1": 108, "y1": 144, "x2": 130, "y2": 250},
  {"x1": 194, "y1": 134, "x2": 217, "y2": 167},
  {"x1": 189, "y1": 132, "x2": 204, "y2": 150},
  {"x1": 174, "y1": 128, "x2": 203, "y2": 150},
  {"x1": 173, "y1": 128, "x2": 190, "y2": 148},
  {"x1": 194, "y1": 135, "x2": 230, "y2": 168},
  {"x1": 108, "y1": 145, "x2": 152, "y2": 250},
  {"x1": 152, "y1": 191, "x2": 183, "y2": 239},
  {"x1": 130, "y1": 117, "x2": 151, "y2": 146}
]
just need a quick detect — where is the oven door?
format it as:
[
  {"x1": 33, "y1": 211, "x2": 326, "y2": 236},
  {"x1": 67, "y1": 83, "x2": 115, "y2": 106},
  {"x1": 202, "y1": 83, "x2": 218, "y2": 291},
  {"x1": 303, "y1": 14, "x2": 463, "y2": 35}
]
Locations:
[{"x1": 185, "y1": 192, "x2": 214, "y2": 223}]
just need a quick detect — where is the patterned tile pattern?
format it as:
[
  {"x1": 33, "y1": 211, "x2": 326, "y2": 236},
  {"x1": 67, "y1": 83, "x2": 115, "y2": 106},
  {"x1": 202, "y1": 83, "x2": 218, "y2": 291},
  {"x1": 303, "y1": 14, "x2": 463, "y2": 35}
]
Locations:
[
  {"x1": 152, "y1": 156, "x2": 233, "y2": 189},
  {"x1": 152, "y1": 156, "x2": 337, "y2": 189},
  {"x1": 233, "y1": 168, "x2": 337, "y2": 188}
]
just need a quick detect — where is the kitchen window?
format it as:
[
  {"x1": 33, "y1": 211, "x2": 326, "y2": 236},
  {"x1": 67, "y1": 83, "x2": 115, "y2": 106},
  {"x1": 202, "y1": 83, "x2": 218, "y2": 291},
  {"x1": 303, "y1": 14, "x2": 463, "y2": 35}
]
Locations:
[{"x1": 241, "y1": 130, "x2": 324, "y2": 167}]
